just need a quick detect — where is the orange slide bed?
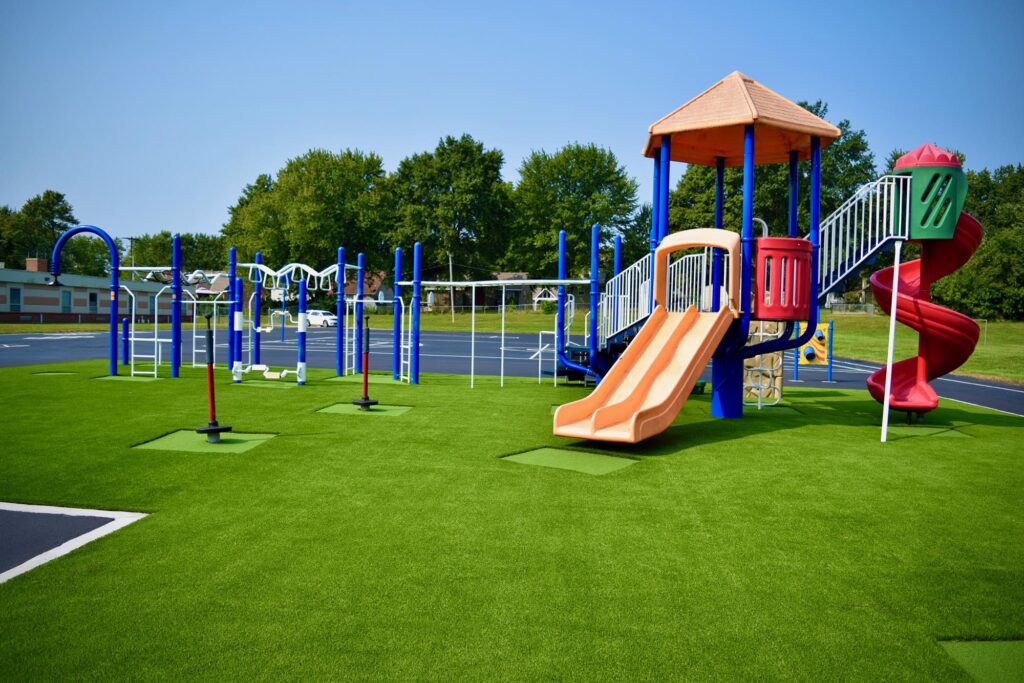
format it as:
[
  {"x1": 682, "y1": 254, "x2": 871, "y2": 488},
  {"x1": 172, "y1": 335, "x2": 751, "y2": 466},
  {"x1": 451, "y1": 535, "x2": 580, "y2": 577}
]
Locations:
[{"x1": 554, "y1": 228, "x2": 740, "y2": 444}]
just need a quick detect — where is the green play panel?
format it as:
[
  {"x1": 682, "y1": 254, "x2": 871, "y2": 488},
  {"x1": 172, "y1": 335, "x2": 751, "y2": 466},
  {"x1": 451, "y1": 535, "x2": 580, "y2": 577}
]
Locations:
[
  {"x1": 886, "y1": 425, "x2": 970, "y2": 439},
  {"x1": 231, "y1": 380, "x2": 297, "y2": 389},
  {"x1": 503, "y1": 448, "x2": 636, "y2": 476},
  {"x1": 32, "y1": 371, "x2": 78, "y2": 376},
  {"x1": 95, "y1": 375, "x2": 163, "y2": 382},
  {"x1": 317, "y1": 403, "x2": 411, "y2": 416},
  {"x1": 326, "y1": 374, "x2": 401, "y2": 385},
  {"x1": 941, "y1": 640, "x2": 1024, "y2": 683},
  {"x1": 133, "y1": 430, "x2": 275, "y2": 454}
]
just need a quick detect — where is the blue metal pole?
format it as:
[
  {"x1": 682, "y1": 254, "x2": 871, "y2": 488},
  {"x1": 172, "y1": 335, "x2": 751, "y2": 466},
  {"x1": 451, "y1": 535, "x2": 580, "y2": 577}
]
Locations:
[
  {"x1": 650, "y1": 152, "x2": 661, "y2": 253},
  {"x1": 411, "y1": 242, "x2": 422, "y2": 384},
  {"x1": 171, "y1": 234, "x2": 181, "y2": 378},
  {"x1": 712, "y1": 156, "x2": 725, "y2": 311},
  {"x1": 253, "y1": 251, "x2": 263, "y2": 366},
  {"x1": 712, "y1": 125, "x2": 755, "y2": 419},
  {"x1": 355, "y1": 252, "x2": 365, "y2": 373},
  {"x1": 788, "y1": 150, "x2": 800, "y2": 237},
  {"x1": 793, "y1": 330, "x2": 800, "y2": 381},
  {"x1": 556, "y1": 229, "x2": 591, "y2": 379},
  {"x1": 228, "y1": 247, "x2": 236, "y2": 368},
  {"x1": 588, "y1": 223, "x2": 599, "y2": 370},
  {"x1": 122, "y1": 317, "x2": 130, "y2": 365},
  {"x1": 613, "y1": 235, "x2": 622, "y2": 275},
  {"x1": 232, "y1": 276, "x2": 243, "y2": 383},
  {"x1": 612, "y1": 235, "x2": 622, "y2": 334},
  {"x1": 392, "y1": 247, "x2": 402, "y2": 380},
  {"x1": 336, "y1": 246, "x2": 345, "y2": 377},
  {"x1": 659, "y1": 135, "x2": 671, "y2": 243},
  {"x1": 297, "y1": 277, "x2": 307, "y2": 385},
  {"x1": 827, "y1": 318, "x2": 834, "y2": 382}
]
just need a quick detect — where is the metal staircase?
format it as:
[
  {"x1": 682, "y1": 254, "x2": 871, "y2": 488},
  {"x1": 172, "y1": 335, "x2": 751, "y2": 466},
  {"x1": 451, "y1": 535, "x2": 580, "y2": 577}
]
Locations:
[{"x1": 816, "y1": 174, "x2": 911, "y2": 300}]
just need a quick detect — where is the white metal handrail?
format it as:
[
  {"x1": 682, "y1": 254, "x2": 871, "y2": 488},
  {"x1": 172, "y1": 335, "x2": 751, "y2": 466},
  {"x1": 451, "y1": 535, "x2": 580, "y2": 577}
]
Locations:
[
  {"x1": 816, "y1": 174, "x2": 911, "y2": 298},
  {"x1": 597, "y1": 253, "x2": 652, "y2": 346}
]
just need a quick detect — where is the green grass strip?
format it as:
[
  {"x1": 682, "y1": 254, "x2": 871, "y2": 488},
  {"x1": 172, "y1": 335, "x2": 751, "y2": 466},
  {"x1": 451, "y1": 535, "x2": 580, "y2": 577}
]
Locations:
[
  {"x1": 317, "y1": 403, "x2": 411, "y2": 416},
  {"x1": 941, "y1": 641, "x2": 1024, "y2": 683},
  {"x1": 133, "y1": 430, "x2": 275, "y2": 454},
  {"x1": 230, "y1": 380, "x2": 297, "y2": 389},
  {"x1": 503, "y1": 448, "x2": 636, "y2": 475},
  {"x1": 325, "y1": 374, "x2": 401, "y2": 385}
]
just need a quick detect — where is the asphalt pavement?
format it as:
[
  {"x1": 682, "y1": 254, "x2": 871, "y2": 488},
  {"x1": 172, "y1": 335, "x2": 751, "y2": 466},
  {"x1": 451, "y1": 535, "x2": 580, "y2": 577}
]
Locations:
[{"x1": 1, "y1": 327, "x2": 1021, "y2": 416}]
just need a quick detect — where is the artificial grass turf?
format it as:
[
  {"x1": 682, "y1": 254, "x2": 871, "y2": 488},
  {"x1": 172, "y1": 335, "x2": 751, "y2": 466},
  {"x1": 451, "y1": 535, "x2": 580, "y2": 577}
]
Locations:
[
  {"x1": 133, "y1": 430, "x2": 276, "y2": 454},
  {"x1": 0, "y1": 360, "x2": 1022, "y2": 679},
  {"x1": 940, "y1": 640, "x2": 1024, "y2": 683},
  {"x1": 503, "y1": 448, "x2": 636, "y2": 475},
  {"x1": 317, "y1": 403, "x2": 412, "y2": 416}
]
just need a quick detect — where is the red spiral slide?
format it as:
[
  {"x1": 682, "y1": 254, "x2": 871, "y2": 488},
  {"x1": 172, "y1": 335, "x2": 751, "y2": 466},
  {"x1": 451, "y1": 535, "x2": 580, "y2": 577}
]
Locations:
[{"x1": 866, "y1": 212, "x2": 984, "y2": 414}]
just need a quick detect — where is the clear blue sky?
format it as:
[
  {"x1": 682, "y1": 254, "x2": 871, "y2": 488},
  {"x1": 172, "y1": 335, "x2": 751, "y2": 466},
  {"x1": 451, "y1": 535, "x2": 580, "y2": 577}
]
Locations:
[{"x1": 2, "y1": 0, "x2": 1021, "y2": 240}]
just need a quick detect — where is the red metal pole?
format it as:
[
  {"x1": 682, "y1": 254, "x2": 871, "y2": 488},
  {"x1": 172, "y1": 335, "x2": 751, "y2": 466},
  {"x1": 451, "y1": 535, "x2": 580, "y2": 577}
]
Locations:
[{"x1": 206, "y1": 362, "x2": 217, "y2": 423}]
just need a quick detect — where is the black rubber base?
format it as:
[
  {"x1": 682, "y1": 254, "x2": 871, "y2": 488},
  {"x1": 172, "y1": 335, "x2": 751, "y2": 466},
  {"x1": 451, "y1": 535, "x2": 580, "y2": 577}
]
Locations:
[
  {"x1": 352, "y1": 397, "x2": 379, "y2": 412},
  {"x1": 195, "y1": 421, "x2": 233, "y2": 443}
]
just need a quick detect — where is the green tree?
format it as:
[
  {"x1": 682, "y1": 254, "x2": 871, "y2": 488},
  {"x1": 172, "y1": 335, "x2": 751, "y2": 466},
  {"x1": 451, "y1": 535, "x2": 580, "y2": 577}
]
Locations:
[
  {"x1": 1, "y1": 191, "x2": 78, "y2": 268},
  {"x1": 618, "y1": 204, "x2": 653, "y2": 267},
  {"x1": 507, "y1": 143, "x2": 637, "y2": 276},
  {"x1": 126, "y1": 231, "x2": 226, "y2": 273},
  {"x1": 223, "y1": 149, "x2": 387, "y2": 271},
  {"x1": 386, "y1": 134, "x2": 511, "y2": 279},
  {"x1": 669, "y1": 102, "x2": 876, "y2": 236},
  {"x1": 62, "y1": 234, "x2": 123, "y2": 276}
]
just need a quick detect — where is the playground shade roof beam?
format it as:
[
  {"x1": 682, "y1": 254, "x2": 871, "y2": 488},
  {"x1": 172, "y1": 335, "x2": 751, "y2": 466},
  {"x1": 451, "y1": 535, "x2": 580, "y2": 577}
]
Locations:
[{"x1": 642, "y1": 71, "x2": 841, "y2": 166}]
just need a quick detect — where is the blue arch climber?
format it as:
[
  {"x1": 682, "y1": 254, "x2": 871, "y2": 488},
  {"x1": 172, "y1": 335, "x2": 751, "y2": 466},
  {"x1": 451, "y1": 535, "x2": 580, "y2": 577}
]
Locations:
[{"x1": 50, "y1": 225, "x2": 121, "y2": 376}]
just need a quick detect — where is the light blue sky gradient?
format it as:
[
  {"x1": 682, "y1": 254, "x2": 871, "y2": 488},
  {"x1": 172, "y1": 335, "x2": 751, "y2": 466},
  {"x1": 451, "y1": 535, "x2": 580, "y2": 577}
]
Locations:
[{"x1": 1, "y1": 1, "x2": 1021, "y2": 239}]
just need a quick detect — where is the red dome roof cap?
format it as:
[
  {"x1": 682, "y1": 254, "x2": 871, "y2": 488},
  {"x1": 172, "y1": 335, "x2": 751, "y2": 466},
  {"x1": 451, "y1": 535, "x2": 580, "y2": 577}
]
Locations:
[{"x1": 894, "y1": 143, "x2": 962, "y2": 170}]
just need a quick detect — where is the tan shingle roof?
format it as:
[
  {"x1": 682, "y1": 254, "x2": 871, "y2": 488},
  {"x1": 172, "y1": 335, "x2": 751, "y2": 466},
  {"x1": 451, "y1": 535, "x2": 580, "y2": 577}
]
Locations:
[{"x1": 643, "y1": 71, "x2": 841, "y2": 167}]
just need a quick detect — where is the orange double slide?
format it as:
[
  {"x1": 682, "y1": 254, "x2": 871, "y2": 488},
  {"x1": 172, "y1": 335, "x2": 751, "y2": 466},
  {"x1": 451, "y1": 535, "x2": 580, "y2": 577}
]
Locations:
[{"x1": 554, "y1": 229, "x2": 740, "y2": 444}]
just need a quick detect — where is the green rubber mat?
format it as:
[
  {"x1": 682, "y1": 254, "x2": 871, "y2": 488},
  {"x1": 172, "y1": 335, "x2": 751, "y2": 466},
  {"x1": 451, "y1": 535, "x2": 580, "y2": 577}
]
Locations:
[
  {"x1": 503, "y1": 448, "x2": 636, "y2": 475},
  {"x1": 32, "y1": 371, "x2": 78, "y2": 376},
  {"x1": 133, "y1": 430, "x2": 275, "y2": 454},
  {"x1": 941, "y1": 641, "x2": 1024, "y2": 683},
  {"x1": 317, "y1": 403, "x2": 411, "y2": 416},
  {"x1": 325, "y1": 374, "x2": 401, "y2": 385},
  {"x1": 886, "y1": 425, "x2": 970, "y2": 439},
  {"x1": 231, "y1": 380, "x2": 297, "y2": 389},
  {"x1": 95, "y1": 375, "x2": 163, "y2": 382}
]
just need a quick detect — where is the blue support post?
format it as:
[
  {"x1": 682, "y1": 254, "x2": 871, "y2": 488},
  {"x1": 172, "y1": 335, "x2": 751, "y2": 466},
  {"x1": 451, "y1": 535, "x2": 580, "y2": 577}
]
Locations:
[
  {"x1": 788, "y1": 150, "x2": 800, "y2": 237},
  {"x1": 355, "y1": 252, "x2": 365, "y2": 373},
  {"x1": 232, "y1": 276, "x2": 243, "y2": 383},
  {"x1": 297, "y1": 277, "x2": 307, "y2": 385},
  {"x1": 411, "y1": 243, "x2": 422, "y2": 384},
  {"x1": 650, "y1": 152, "x2": 661, "y2": 254},
  {"x1": 228, "y1": 247, "x2": 236, "y2": 368},
  {"x1": 342, "y1": 245, "x2": 350, "y2": 376},
  {"x1": 659, "y1": 135, "x2": 671, "y2": 243},
  {"x1": 712, "y1": 156, "x2": 725, "y2": 311},
  {"x1": 588, "y1": 223, "x2": 599, "y2": 370},
  {"x1": 556, "y1": 229, "x2": 591, "y2": 379},
  {"x1": 122, "y1": 317, "x2": 129, "y2": 365},
  {"x1": 392, "y1": 247, "x2": 402, "y2": 380},
  {"x1": 171, "y1": 234, "x2": 182, "y2": 378},
  {"x1": 711, "y1": 125, "x2": 755, "y2": 419},
  {"x1": 253, "y1": 251, "x2": 263, "y2": 366},
  {"x1": 613, "y1": 235, "x2": 622, "y2": 275},
  {"x1": 793, "y1": 330, "x2": 800, "y2": 380}
]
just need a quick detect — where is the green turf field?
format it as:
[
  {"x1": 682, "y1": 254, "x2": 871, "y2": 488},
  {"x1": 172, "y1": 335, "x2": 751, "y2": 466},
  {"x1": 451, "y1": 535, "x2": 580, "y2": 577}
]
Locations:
[{"x1": 1, "y1": 360, "x2": 1021, "y2": 679}]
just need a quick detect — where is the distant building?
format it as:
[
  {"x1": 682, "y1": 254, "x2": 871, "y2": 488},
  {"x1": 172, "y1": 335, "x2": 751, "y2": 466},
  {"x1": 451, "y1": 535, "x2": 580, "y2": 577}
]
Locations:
[{"x1": 0, "y1": 258, "x2": 177, "y2": 324}]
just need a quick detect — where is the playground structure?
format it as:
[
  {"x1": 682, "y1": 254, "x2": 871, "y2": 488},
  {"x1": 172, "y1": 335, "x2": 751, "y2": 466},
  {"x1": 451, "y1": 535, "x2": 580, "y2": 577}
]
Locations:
[
  {"x1": 228, "y1": 247, "x2": 362, "y2": 385},
  {"x1": 537, "y1": 71, "x2": 984, "y2": 443}
]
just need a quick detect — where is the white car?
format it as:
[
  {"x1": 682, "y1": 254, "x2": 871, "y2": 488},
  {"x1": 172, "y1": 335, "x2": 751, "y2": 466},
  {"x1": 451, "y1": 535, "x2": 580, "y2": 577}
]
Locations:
[{"x1": 306, "y1": 309, "x2": 338, "y2": 327}]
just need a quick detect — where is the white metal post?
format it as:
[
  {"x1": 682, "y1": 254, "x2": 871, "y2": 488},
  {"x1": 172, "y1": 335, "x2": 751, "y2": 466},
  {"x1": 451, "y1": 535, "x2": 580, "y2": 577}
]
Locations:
[
  {"x1": 500, "y1": 285, "x2": 506, "y2": 388},
  {"x1": 881, "y1": 240, "x2": 903, "y2": 443},
  {"x1": 470, "y1": 285, "x2": 476, "y2": 389}
]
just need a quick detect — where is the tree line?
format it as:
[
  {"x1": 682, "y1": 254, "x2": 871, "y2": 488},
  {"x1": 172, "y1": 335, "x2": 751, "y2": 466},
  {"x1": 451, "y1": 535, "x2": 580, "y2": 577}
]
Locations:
[{"x1": 2, "y1": 102, "x2": 1021, "y2": 318}]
